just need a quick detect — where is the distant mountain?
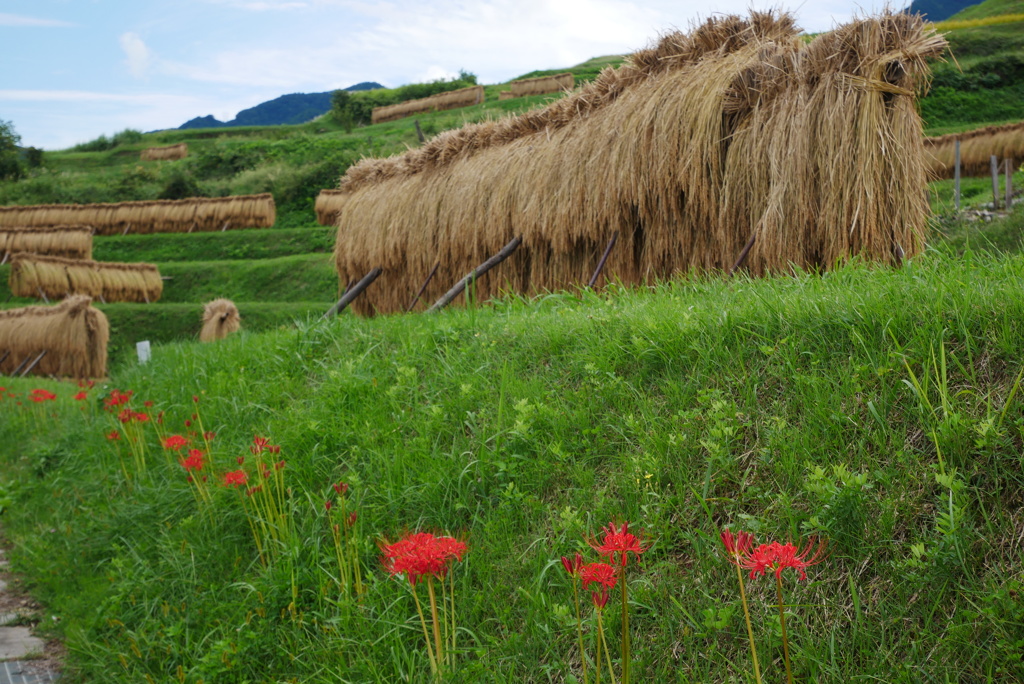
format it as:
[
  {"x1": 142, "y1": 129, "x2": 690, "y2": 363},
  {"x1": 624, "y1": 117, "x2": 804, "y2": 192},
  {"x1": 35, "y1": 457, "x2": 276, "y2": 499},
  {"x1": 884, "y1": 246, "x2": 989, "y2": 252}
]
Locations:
[
  {"x1": 907, "y1": 0, "x2": 977, "y2": 20},
  {"x1": 178, "y1": 82, "x2": 384, "y2": 130}
]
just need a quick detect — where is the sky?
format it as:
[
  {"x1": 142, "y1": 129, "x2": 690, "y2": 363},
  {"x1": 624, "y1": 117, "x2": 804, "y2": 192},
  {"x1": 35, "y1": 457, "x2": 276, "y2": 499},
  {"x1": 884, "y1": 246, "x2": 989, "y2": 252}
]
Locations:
[{"x1": 1, "y1": 0, "x2": 906, "y2": 150}]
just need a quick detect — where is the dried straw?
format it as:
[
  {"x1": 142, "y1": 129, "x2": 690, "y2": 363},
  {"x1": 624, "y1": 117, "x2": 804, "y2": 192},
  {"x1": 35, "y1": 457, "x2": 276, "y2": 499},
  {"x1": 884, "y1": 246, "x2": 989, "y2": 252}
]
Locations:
[
  {"x1": 140, "y1": 143, "x2": 188, "y2": 161},
  {"x1": 0, "y1": 295, "x2": 108, "y2": 378},
  {"x1": 0, "y1": 194, "x2": 276, "y2": 235},
  {"x1": 332, "y1": 11, "x2": 945, "y2": 315},
  {"x1": 0, "y1": 226, "x2": 93, "y2": 261},
  {"x1": 9, "y1": 254, "x2": 163, "y2": 303},
  {"x1": 371, "y1": 86, "x2": 486, "y2": 124},
  {"x1": 925, "y1": 121, "x2": 1024, "y2": 178},
  {"x1": 199, "y1": 298, "x2": 241, "y2": 342},
  {"x1": 509, "y1": 73, "x2": 575, "y2": 97},
  {"x1": 315, "y1": 189, "x2": 348, "y2": 225}
]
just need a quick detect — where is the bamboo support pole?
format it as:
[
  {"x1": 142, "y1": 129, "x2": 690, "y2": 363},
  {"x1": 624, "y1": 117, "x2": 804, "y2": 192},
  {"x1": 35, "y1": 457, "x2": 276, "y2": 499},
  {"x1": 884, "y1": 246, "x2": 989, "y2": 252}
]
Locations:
[
  {"x1": 954, "y1": 139, "x2": 960, "y2": 212},
  {"x1": 323, "y1": 267, "x2": 383, "y2": 318},
  {"x1": 428, "y1": 236, "x2": 522, "y2": 313},
  {"x1": 11, "y1": 353, "x2": 34, "y2": 376},
  {"x1": 20, "y1": 350, "x2": 47, "y2": 377},
  {"x1": 729, "y1": 231, "x2": 758, "y2": 276},
  {"x1": 588, "y1": 231, "x2": 619, "y2": 288},
  {"x1": 407, "y1": 261, "x2": 440, "y2": 312},
  {"x1": 991, "y1": 155, "x2": 1000, "y2": 210}
]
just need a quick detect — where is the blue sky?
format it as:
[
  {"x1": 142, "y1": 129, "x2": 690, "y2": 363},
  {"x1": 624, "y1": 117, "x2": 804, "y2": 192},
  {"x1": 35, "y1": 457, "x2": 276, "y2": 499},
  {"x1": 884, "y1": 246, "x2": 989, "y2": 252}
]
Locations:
[{"x1": 1, "y1": 1, "x2": 904, "y2": 150}]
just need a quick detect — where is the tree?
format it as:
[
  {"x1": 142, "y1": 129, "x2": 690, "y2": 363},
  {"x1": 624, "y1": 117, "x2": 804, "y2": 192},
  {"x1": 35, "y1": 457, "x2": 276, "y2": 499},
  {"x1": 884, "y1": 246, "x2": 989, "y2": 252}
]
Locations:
[
  {"x1": 0, "y1": 119, "x2": 24, "y2": 181},
  {"x1": 330, "y1": 89, "x2": 355, "y2": 133}
]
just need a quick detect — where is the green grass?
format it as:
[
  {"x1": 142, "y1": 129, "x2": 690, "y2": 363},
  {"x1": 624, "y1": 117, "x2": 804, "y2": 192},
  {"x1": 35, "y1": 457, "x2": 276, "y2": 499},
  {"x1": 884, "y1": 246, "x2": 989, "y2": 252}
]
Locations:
[
  {"x1": 92, "y1": 227, "x2": 335, "y2": 263},
  {"x1": 4, "y1": 250, "x2": 1024, "y2": 681},
  {"x1": 948, "y1": 0, "x2": 1024, "y2": 20}
]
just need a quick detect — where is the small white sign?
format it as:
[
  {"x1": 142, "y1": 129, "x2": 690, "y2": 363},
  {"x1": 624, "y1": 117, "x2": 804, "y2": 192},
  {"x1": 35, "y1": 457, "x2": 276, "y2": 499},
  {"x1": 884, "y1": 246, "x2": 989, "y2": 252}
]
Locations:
[{"x1": 136, "y1": 340, "x2": 151, "y2": 364}]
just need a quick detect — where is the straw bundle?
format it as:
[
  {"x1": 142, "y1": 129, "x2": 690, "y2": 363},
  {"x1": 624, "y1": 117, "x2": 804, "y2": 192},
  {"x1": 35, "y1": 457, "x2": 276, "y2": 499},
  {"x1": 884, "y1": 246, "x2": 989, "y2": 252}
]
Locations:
[
  {"x1": 332, "y1": 11, "x2": 945, "y2": 315},
  {"x1": 0, "y1": 194, "x2": 276, "y2": 235},
  {"x1": 140, "y1": 143, "x2": 188, "y2": 161},
  {"x1": 1, "y1": 226, "x2": 93, "y2": 261},
  {"x1": 0, "y1": 295, "x2": 108, "y2": 378},
  {"x1": 925, "y1": 121, "x2": 1024, "y2": 178},
  {"x1": 9, "y1": 254, "x2": 163, "y2": 303},
  {"x1": 371, "y1": 86, "x2": 486, "y2": 124},
  {"x1": 509, "y1": 73, "x2": 574, "y2": 97},
  {"x1": 199, "y1": 299, "x2": 241, "y2": 342},
  {"x1": 315, "y1": 189, "x2": 348, "y2": 225}
]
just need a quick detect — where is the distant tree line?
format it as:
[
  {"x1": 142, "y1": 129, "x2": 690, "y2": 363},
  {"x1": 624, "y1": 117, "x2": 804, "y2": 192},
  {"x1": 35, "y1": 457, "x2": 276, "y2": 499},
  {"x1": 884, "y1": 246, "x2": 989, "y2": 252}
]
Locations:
[
  {"x1": 0, "y1": 120, "x2": 43, "y2": 181},
  {"x1": 330, "y1": 71, "x2": 478, "y2": 131}
]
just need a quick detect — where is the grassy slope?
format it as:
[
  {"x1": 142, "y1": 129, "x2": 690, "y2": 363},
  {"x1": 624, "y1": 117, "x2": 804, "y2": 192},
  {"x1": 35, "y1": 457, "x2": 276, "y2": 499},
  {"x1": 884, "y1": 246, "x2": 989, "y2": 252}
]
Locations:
[{"x1": 3, "y1": 246, "x2": 1024, "y2": 681}]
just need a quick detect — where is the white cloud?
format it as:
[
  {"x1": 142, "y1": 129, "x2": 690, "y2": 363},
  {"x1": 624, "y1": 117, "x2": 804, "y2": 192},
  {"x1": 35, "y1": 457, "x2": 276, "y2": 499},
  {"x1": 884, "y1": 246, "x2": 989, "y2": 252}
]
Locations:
[
  {"x1": 119, "y1": 32, "x2": 152, "y2": 79},
  {"x1": 0, "y1": 13, "x2": 73, "y2": 27}
]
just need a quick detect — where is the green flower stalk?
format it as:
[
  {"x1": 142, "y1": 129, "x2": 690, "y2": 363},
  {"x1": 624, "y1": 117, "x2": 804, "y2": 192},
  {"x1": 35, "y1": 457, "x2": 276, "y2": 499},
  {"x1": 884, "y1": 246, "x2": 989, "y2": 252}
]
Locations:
[{"x1": 721, "y1": 529, "x2": 762, "y2": 684}]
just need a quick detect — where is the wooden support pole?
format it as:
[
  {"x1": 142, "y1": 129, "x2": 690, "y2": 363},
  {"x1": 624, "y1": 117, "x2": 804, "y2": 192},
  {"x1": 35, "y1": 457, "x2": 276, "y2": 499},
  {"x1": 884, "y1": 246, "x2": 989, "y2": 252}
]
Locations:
[
  {"x1": 221, "y1": 221, "x2": 231, "y2": 232},
  {"x1": 323, "y1": 267, "x2": 382, "y2": 318},
  {"x1": 954, "y1": 139, "x2": 961, "y2": 212},
  {"x1": 0, "y1": 350, "x2": 10, "y2": 367},
  {"x1": 728, "y1": 231, "x2": 757, "y2": 276},
  {"x1": 991, "y1": 155, "x2": 1000, "y2": 210},
  {"x1": 20, "y1": 350, "x2": 47, "y2": 377},
  {"x1": 414, "y1": 120, "x2": 426, "y2": 144},
  {"x1": 1006, "y1": 158, "x2": 1014, "y2": 210},
  {"x1": 428, "y1": 236, "x2": 522, "y2": 313},
  {"x1": 407, "y1": 261, "x2": 440, "y2": 312},
  {"x1": 0, "y1": 252, "x2": 8, "y2": 266},
  {"x1": 11, "y1": 353, "x2": 34, "y2": 376},
  {"x1": 587, "y1": 231, "x2": 619, "y2": 288},
  {"x1": 37, "y1": 288, "x2": 49, "y2": 304}
]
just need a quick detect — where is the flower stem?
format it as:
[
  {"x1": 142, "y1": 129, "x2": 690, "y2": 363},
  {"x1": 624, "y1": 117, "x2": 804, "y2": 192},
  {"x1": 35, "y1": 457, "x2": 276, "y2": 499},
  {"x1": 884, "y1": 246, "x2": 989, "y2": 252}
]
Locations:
[
  {"x1": 411, "y1": 583, "x2": 439, "y2": 678},
  {"x1": 573, "y1": 579, "x2": 588, "y2": 684},
  {"x1": 427, "y1": 576, "x2": 445, "y2": 670},
  {"x1": 735, "y1": 564, "x2": 762, "y2": 684},
  {"x1": 775, "y1": 574, "x2": 794, "y2": 684},
  {"x1": 598, "y1": 608, "x2": 617, "y2": 684},
  {"x1": 619, "y1": 565, "x2": 629, "y2": 684},
  {"x1": 449, "y1": 568, "x2": 456, "y2": 667}
]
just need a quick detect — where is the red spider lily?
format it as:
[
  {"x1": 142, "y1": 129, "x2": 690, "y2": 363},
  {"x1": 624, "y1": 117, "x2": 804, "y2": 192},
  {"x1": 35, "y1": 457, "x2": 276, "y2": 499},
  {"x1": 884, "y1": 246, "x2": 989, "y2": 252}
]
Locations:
[
  {"x1": 580, "y1": 562, "x2": 618, "y2": 591},
  {"x1": 591, "y1": 586, "x2": 612, "y2": 609},
  {"x1": 184, "y1": 419, "x2": 191, "y2": 427},
  {"x1": 267, "y1": 444, "x2": 281, "y2": 455},
  {"x1": 591, "y1": 521, "x2": 648, "y2": 568},
  {"x1": 133, "y1": 412, "x2": 150, "y2": 423},
  {"x1": 203, "y1": 431, "x2": 216, "y2": 441},
  {"x1": 162, "y1": 435, "x2": 189, "y2": 452},
  {"x1": 721, "y1": 528, "x2": 755, "y2": 563},
  {"x1": 325, "y1": 500, "x2": 333, "y2": 511},
  {"x1": 73, "y1": 391, "x2": 88, "y2": 401},
  {"x1": 29, "y1": 389, "x2": 57, "y2": 403},
  {"x1": 78, "y1": 380, "x2": 96, "y2": 389},
  {"x1": 143, "y1": 400, "x2": 153, "y2": 408},
  {"x1": 333, "y1": 482, "x2": 349, "y2": 496},
  {"x1": 106, "y1": 430, "x2": 121, "y2": 441},
  {"x1": 181, "y1": 450, "x2": 205, "y2": 472},
  {"x1": 246, "y1": 485, "x2": 263, "y2": 497},
  {"x1": 251, "y1": 435, "x2": 270, "y2": 454},
  {"x1": 742, "y1": 539, "x2": 827, "y2": 581},
  {"x1": 274, "y1": 460, "x2": 285, "y2": 470},
  {"x1": 156, "y1": 411, "x2": 164, "y2": 424},
  {"x1": 118, "y1": 408, "x2": 133, "y2": 424},
  {"x1": 103, "y1": 389, "x2": 133, "y2": 411},
  {"x1": 381, "y1": 532, "x2": 468, "y2": 585},
  {"x1": 347, "y1": 512, "x2": 358, "y2": 528},
  {"x1": 236, "y1": 456, "x2": 244, "y2": 465},
  {"x1": 193, "y1": 395, "x2": 199, "y2": 403},
  {"x1": 223, "y1": 470, "x2": 248, "y2": 487},
  {"x1": 560, "y1": 552, "x2": 584, "y2": 577}
]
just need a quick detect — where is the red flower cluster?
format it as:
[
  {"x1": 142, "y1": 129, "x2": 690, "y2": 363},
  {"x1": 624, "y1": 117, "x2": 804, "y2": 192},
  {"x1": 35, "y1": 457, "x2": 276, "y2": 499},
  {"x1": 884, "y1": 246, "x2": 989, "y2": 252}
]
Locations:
[
  {"x1": 117, "y1": 408, "x2": 149, "y2": 424},
  {"x1": 162, "y1": 435, "x2": 189, "y2": 452},
  {"x1": 73, "y1": 391, "x2": 88, "y2": 401},
  {"x1": 721, "y1": 530, "x2": 826, "y2": 581},
  {"x1": 250, "y1": 435, "x2": 281, "y2": 455},
  {"x1": 591, "y1": 521, "x2": 647, "y2": 568},
  {"x1": 106, "y1": 430, "x2": 121, "y2": 441},
  {"x1": 560, "y1": 552, "x2": 583, "y2": 577},
  {"x1": 580, "y1": 562, "x2": 617, "y2": 608},
  {"x1": 29, "y1": 389, "x2": 57, "y2": 403},
  {"x1": 181, "y1": 449, "x2": 205, "y2": 472},
  {"x1": 381, "y1": 532, "x2": 468, "y2": 585},
  {"x1": 104, "y1": 389, "x2": 133, "y2": 411},
  {"x1": 223, "y1": 470, "x2": 248, "y2": 487}
]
